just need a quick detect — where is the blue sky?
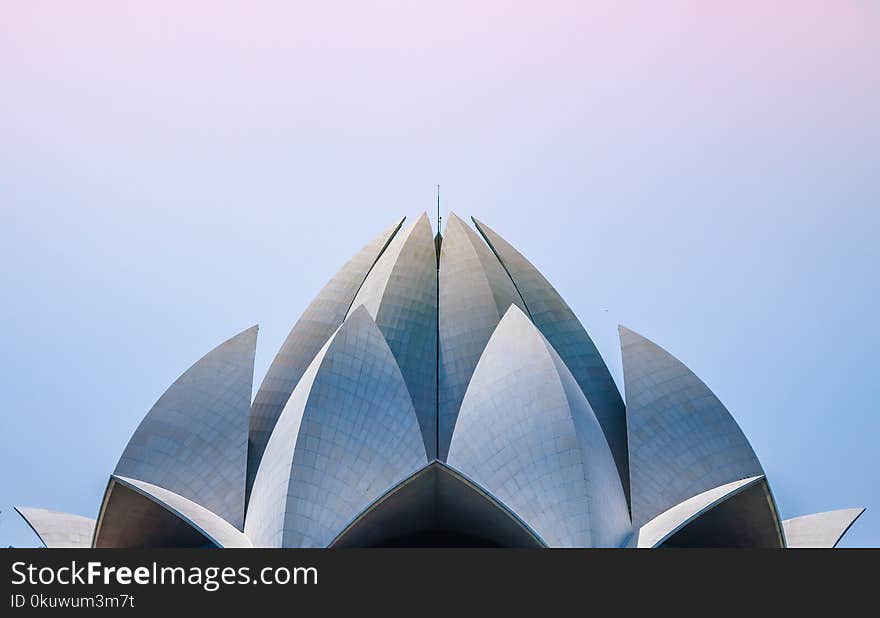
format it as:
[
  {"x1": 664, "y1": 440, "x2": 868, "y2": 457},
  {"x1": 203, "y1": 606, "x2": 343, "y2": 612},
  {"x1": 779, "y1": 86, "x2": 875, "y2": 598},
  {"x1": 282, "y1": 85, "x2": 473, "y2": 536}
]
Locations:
[{"x1": 1, "y1": 1, "x2": 877, "y2": 547}]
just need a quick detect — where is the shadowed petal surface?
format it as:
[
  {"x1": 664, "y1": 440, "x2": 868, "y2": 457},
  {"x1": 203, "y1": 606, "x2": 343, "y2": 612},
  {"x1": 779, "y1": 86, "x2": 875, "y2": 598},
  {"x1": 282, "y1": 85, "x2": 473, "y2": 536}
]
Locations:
[
  {"x1": 93, "y1": 476, "x2": 252, "y2": 548},
  {"x1": 631, "y1": 476, "x2": 774, "y2": 547},
  {"x1": 330, "y1": 462, "x2": 545, "y2": 548}
]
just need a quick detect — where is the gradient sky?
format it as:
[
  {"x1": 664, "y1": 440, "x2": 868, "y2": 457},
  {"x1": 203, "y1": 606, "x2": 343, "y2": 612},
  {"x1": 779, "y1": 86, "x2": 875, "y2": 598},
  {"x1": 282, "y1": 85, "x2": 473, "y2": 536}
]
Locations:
[{"x1": 1, "y1": 1, "x2": 877, "y2": 547}]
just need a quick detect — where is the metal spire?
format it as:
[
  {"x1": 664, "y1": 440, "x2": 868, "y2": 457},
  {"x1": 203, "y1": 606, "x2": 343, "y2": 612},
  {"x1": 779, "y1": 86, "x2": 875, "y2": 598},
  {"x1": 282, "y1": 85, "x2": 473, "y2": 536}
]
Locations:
[{"x1": 436, "y1": 184, "x2": 441, "y2": 232}]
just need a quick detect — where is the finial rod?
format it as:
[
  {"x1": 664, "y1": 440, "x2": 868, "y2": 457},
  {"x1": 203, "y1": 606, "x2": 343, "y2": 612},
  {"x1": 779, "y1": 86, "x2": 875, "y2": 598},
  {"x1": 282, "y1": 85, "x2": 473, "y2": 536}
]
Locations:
[{"x1": 437, "y1": 184, "x2": 441, "y2": 231}]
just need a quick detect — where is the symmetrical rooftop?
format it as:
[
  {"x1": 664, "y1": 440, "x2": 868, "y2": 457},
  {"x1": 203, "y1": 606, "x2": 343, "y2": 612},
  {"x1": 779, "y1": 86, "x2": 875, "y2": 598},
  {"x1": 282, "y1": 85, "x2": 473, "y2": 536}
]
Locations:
[{"x1": 16, "y1": 214, "x2": 865, "y2": 548}]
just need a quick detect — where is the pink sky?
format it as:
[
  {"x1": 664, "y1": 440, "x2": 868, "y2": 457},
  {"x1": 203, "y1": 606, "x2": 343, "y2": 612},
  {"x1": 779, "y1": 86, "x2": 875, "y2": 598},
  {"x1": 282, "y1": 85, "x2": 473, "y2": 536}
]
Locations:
[{"x1": 3, "y1": 2, "x2": 876, "y2": 165}]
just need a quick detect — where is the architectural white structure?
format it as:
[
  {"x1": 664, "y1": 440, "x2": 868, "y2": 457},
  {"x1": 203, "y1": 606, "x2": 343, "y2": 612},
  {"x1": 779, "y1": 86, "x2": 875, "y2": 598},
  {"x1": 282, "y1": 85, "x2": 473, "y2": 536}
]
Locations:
[{"x1": 16, "y1": 214, "x2": 865, "y2": 547}]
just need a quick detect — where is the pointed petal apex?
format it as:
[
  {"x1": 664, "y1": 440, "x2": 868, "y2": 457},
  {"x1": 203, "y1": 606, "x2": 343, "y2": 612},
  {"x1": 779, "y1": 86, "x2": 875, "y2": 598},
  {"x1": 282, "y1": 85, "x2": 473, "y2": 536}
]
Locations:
[
  {"x1": 783, "y1": 508, "x2": 866, "y2": 548},
  {"x1": 448, "y1": 305, "x2": 631, "y2": 547},
  {"x1": 473, "y1": 217, "x2": 630, "y2": 505},
  {"x1": 438, "y1": 215, "x2": 527, "y2": 459},
  {"x1": 346, "y1": 215, "x2": 438, "y2": 457},
  {"x1": 14, "y1": 507, "x2": 95, "y2": 548},
  {"x1": 248, "y1": 216, "x2": 405, "y2": 495}
]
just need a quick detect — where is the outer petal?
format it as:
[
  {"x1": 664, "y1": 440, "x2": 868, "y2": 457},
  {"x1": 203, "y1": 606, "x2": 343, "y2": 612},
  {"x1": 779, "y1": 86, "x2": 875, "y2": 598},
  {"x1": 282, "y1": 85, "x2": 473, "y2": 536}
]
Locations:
[
  {"x1": 347, "y1": 213, "x2": 438, "y2": 458},
  {"x1": 620, "y1": 326, "x2": 765, "y2": 527},
  {"x1": 115, "y1": 325, "x2": 257, "y2": 529},
  {"x1": 447, "y1": 305, "x2": 631, "y2": 548},
  {"x1": 438, "y1": 213, "x2": 527, "y2": 459},
  {"x1": 247, "y1": 217, "x2": 404, "y2": 496},
  {"x1": 93, "y1": 476, "x2": 252, "y2": 548},
  {"x1": 246, "y1": 306, "x2": 428, "y2": 548},
  {"x1": 14, "y1": 507, "x2": 95, "y2": 548},
  {"x1": 783, "y1": 508, "x2": 865, "y2": 548},
  {"x1": 631, "y1": 476, "x2": 785, "y2": 548}
]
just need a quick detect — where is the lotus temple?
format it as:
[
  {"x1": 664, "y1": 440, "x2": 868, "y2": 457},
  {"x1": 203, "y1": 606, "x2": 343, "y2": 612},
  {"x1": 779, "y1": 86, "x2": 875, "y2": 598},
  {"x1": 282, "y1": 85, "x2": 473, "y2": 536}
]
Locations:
[{"x1": 15, "y1": 214, "x2": 864, "y2": 548}]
